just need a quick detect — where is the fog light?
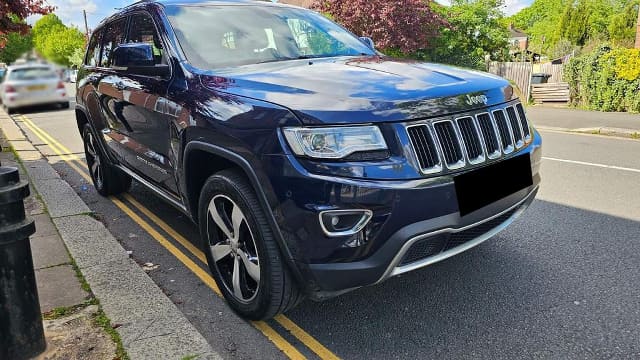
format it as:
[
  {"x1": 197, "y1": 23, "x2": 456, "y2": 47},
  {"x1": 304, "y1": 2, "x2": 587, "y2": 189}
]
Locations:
[{"x1": 319, "y1": 209, "x2": 372, "y2": 237}]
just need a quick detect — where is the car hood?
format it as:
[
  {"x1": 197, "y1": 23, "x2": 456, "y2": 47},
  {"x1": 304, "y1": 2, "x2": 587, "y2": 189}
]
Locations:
[{"x1": 199, "y1": 56, "x2": 514, "y2": 124}]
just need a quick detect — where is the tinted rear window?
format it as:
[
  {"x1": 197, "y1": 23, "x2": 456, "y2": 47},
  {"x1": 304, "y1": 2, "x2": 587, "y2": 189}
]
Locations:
[{"x1": 8, "y1": 68, "x2": 57, "y2": 80}]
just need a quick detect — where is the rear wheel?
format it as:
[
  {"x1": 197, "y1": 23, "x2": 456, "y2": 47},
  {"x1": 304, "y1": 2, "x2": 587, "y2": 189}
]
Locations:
[
  {"x1": 82, "y1": 124, "x2": 131, "y2": 196},
  {"x1": 59, "y1": 102, "x2": 70, "y2": 109},
  {"x1": 198, "y1": 169, "x2": 302, "y2": 320}
]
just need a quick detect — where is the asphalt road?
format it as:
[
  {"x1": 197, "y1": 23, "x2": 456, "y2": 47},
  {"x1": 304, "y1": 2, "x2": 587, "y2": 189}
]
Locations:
[{"x1": 10, "y1": 91, "x2": 640, "y2": 359}]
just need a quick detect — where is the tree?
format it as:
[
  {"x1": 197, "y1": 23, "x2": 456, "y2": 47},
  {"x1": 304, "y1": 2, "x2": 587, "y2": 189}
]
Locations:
[
  {"x1": 509, "y1": 0, "x2": 566, "y2": 55},
  {"x1": 311, "y1": 0, "x2": 447, "y2": 55},
  {"x1": 68, "y1": 47, "x2": 85, "y2": 69},
  {"x1": 426, "y1": 0, "x2": 509, "y2": 69},
  {"x1": 32, "y1": 14, "x2": 85, "y2": 67},
  {"x1": 0, "y1": 0, "x2": 54, "y2": 34},
  {"x1": 608, "y1": 0, "x2": 640, "y2": 46},
  {"x1": 0, "y1": 31, "x2": 32, "y2": 64}
]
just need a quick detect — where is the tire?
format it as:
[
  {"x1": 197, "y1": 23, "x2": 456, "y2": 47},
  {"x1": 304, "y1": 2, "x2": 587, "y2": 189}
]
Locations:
[
  {"x1": 82, "y1": 124, "x2": 131, "y2": 196},
  {"x1": 4, "y1": 105, "x2": 14, "y2": 115},
  {"x1": 198, "y1": 169, "x2": 302, "y2": 320}
]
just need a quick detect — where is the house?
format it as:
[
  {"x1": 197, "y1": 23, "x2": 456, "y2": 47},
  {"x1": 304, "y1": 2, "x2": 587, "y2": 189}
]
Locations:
[{"x1": 508, "y1": 24, "x2": 528, "y2": 51}]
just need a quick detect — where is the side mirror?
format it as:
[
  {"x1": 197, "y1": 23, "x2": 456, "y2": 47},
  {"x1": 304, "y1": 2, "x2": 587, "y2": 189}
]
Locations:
[
  {"x1": 359, "y1": 36, "x2": 375, "y2": 50},
  {"x1": 112, "y1": 43, "x2": 169, "y2": 77}
]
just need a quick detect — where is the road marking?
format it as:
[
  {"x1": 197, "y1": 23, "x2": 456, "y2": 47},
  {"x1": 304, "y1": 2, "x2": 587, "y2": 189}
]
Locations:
[
  {"x1": 124, "y1": 193, "x2": 341, "y2": 360},
  {"x1": 542, "y1": 156, "x2": 640, "y2": 174},
  {"x1": 274, "y1": 315, "x2": 340, "y2": 360},
  {"x1": 18, "y1": 114, "x2": 341, "y2": 360}
]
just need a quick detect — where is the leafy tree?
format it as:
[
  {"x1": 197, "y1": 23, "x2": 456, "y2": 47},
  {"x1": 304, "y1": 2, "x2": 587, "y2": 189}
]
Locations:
[
  {"x1": 608, "y1": 0, "x2": 640, "y2": 45},
  {"x1": 425, "y1": 0, "x2": 509, "y2": 69},
  {"x1": 68, "y1": 47, "x2": 85, "y2": 69},
  {"x1": 0, "y1": 0, "x2": 54, "y2": 34},
  {"x1": 32, "y1": 14, "x2": 85, "y2": 67},
  {"x1": 0, "y1": 31, "x2": 32, "y2": 64},
  {"x1": 311, "y1": 0, "x2": 447, "y2": 54}
]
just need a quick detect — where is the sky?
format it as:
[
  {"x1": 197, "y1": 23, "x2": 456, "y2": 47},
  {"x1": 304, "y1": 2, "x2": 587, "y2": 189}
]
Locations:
[{"x1": 30, "y1": 0, "x2": 534, "y2": 30}]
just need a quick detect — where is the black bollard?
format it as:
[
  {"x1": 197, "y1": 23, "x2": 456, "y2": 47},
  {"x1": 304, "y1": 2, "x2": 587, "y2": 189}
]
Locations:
[{"x1": 0, "y1": 166, "x2": 46, "y2": 360}]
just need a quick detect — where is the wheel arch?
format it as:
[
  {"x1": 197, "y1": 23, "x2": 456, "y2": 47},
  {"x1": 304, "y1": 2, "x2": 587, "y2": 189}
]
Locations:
[{"x1": 183, "y1": 141, "x2": 305, "y2": 286}]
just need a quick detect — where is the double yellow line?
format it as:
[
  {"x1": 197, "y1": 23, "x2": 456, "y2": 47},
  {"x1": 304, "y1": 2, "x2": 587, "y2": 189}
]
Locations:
[{"x1": 19, "y1": 115, "x2": 339, "y2": 360}]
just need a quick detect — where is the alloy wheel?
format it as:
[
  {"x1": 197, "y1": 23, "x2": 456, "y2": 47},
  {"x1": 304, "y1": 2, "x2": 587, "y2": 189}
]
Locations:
[
  {"x1": 206, "y1": 195, "x2": 260, "y2": 303},
  {"x1": 85, "y1": 130, "x2": 103, "y2": 189}
]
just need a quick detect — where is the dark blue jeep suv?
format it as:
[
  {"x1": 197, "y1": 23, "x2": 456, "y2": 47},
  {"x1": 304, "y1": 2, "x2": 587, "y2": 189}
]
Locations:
[{"x1": 76, "y1": 0, "x2": 542, "y2": 319}]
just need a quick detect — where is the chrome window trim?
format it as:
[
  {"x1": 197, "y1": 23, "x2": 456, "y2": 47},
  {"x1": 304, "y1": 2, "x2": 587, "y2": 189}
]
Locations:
[
  {"x1": 432, "y1": 119, "x2": 466, "y2": 170},
  {"x1": 405, "y1": 123, "x2": 444, "y2": 175},
  {"x1": 375, "y1": 185, "x2": 538, "y2": 284},
  {"x1": 474, "y1": 111, "x2": 502, "y2": 160},
  {"x1": 455, "y1": 115, "x2": 486, "y2": 165}
]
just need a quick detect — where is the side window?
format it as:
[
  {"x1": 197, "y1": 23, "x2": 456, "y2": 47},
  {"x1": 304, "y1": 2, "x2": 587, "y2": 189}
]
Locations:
[
  {"x1": 128, "y1": 14, "x2": 164, "y2": 64},
  {"x1": 84, "y1": 30, "x2": 102, "y2": 67},
  {"x1": 100, "y1": 18, "x2": 127, "y2": 68}
]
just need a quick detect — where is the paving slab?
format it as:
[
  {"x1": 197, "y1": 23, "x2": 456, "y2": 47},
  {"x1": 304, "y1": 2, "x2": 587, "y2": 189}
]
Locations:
[
  {"x1": 10, "y1": 140, "x2": 38, "y2": 151},
  {"x1": 30, "y1": 177, "x2": 90, "y2": 218},
  {"x1": 15, "y1": 149, "x2": 44, "y2": 161},
  {"x1": 21, "y1": 159, "x2": 62, "y2": 181},
  {"x1": 53, "y1": 215, "x2": 129, "y2": 269},
  {"x1": 35, "y1": 264, "x2": 89, "y2": 313},
  {"x1": 0, "y1": 115, "x2": 27, "y2": 141}
]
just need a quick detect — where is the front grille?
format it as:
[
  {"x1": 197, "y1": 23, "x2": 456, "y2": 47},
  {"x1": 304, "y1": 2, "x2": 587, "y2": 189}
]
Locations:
[
  {"x1": 407, "y1": 125, "x2": 440, "y2": 171},
  {"x1": 406, "y1": 102, "x2": 532, "y2": 175},
  {"x1": 433, "y1": 121, "x2": 464, "y2": 168},
  {"x1": 515, "y1": 103, "x2": 531, "y2": 139},
  {"x1": 456, "y1": 116, "x2": 483, "y2": 162},
  {"x1": 505, "y1": 106, "x2": 523, "y2": 147},
  {"x1": 399, "y1": 207, "x2": 518, "y2": 266}
]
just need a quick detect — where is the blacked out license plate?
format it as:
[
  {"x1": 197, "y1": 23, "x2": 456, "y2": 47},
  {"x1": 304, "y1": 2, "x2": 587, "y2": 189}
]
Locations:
[{"x1": 454, "y1": 154, "x2": 533, "y2": 216}]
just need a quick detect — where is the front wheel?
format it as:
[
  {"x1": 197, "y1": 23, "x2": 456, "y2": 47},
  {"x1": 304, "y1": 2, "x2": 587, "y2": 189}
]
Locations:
[
  {"x1": 198, "y1": 169, "x2": 302, "y2": 320},
  {"x1": 82, "y1": 124, "x2": 131, "y2": 196}
]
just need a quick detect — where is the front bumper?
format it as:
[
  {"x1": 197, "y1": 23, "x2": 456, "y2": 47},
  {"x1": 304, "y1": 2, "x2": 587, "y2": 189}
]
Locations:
[
  {"x1": 263, "y1": 130, "x2": 542, "y2": 298},
  {"x1": 307, "y1": 184, "x2": 538, "y2": 298}
]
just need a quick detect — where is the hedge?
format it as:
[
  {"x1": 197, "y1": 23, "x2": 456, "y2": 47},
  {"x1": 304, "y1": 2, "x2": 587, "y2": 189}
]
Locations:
[{"x1": 565, "y1": 46, "x2": 640, "y2": 112}]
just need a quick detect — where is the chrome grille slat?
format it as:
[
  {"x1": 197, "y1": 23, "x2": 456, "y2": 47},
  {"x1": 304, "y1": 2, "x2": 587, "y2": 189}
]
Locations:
[
  {"x1": 476, "y1": 113, "x2": 500, "y2": 159},
  {"x1": 515, "y1": 103, "x2": 531, "y2": 139},
  {"x1": 407, "y1": 125, "x2": 441, "y2": 173},
  {"x1": 492, "y1": 109, "x2": 514, "y2": 154},
  {"x1": 456, "y1": 116, "x2": 484, "y2": 164},
  {"x1": 433, "y1": 121, "x2": 464, "y2": 169},
  {"x1": 505, "y1": 106, "x2": 524, "y2": 148}
]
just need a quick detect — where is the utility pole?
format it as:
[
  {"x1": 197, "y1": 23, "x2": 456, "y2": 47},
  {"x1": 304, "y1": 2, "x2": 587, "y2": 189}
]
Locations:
[
  {"x1": 83, "y1": 10, "x2": 89, "y2": 41},
  {"x1": 636, "y1": 3, "x2": 640, "y2": 49}
]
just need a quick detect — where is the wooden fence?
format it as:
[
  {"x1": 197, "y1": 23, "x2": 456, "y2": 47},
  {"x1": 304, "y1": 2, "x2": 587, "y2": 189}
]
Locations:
[
  {"x1": 488, "y1": 62, "x2": 533, "y2": 101},
  {"x1": 539, "y1": 63, "x2": 564, "y2": 83},
  {"x1": 488, "y1": 62, "x2": 566, "y2": 102}
]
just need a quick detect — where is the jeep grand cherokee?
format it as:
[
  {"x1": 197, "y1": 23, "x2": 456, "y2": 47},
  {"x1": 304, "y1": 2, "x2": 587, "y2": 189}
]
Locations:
[{"x1": 76, "y1": 0, "x2": 542, "y2": 320}]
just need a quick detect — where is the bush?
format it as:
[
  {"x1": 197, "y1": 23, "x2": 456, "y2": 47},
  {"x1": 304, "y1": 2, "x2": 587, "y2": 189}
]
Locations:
[{"x1": 565, "y1": 45, "x2": 640, "y2": 112}]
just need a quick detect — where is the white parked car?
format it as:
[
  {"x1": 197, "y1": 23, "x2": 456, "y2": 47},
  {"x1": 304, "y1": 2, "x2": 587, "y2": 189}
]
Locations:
[{"x1": 0, "y1": 64, "x2": 69, "y2": 114}]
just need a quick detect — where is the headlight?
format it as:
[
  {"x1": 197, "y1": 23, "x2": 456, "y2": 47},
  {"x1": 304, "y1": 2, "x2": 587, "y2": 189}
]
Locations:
[{"x1": 283, "y1": 126, "x2": 387, "y2": 159}]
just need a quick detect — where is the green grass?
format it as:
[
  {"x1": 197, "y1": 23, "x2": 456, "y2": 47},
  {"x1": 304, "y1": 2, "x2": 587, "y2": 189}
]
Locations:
[
  {"x1": 181, "y1": 355, "x2": 199, "y2": 360},
  {"x1": 630, "y1": 132, "x2": 640, "y2": 139}
]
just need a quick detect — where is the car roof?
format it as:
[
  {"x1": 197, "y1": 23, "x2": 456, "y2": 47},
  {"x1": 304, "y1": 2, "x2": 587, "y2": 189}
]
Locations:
[{"x1": 96, "y1": 0, "x2": 296, "y2": 30}]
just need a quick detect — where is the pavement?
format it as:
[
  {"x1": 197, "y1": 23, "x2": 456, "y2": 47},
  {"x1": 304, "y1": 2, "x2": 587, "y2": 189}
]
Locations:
[
  {"x1": 527, "y1": 106, "x2": 640, "y2": 138},
  {"x1": 0, "y1": 110, "x2": 221, "y2": 360},
  {"x1": 2, "y1": 92, "x2": 640, "y2": 360}
]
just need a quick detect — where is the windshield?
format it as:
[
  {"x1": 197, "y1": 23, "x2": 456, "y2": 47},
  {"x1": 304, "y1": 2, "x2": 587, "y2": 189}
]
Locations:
[
  {"x1": 8, "y1": 67, "x2": 57, "y2": 81},
  {"x1": 165, "y1": 5, "x2": 375, "y2": 69}
]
